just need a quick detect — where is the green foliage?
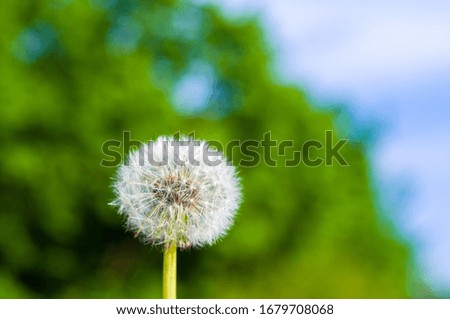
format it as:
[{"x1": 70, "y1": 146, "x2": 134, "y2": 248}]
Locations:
[{"x1": 0, "y1": 0, "x2": 409, "y2": 298}]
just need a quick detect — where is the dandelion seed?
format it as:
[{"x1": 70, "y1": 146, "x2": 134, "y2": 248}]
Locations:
[{"x1": 111, "y1": 136, "x2": 241, "y2": 249}]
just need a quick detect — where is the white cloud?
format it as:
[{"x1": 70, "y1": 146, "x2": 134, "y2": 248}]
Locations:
[{"x1": 267, "y1": 2, "x2": 450, "y2": 88}]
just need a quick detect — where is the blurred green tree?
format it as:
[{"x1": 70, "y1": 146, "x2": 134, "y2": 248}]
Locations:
[{"x1": 0, "y1": 0, "x2": 409, "y2": 298}]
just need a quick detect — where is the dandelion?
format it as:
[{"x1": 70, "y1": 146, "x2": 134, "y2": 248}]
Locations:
[{"x1": 110, "y1": 135, "x2": 242, "y2": 298}]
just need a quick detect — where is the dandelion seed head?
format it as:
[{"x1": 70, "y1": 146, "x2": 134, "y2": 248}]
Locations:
[{"x1": 111, "y1": 135, "x2": 242, "y2": 248}]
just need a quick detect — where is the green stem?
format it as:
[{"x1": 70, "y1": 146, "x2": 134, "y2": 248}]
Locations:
[{"x1": 162, "y1": 242, "x2": 177, "y2": 299}]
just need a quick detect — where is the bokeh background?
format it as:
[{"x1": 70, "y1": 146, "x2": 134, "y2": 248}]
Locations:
[{"x1": 0, "y1": 0, "x2": 448, "y2": 298}]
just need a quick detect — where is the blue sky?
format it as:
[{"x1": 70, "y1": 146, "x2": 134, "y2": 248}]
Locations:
[{"x1": 210, "y1": 0, "x2": 450, "y2": 292}]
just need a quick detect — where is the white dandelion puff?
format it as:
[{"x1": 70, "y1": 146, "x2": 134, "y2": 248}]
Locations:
[{"x1": 111, "y1": 135, "x2": 242, "y2": 249}]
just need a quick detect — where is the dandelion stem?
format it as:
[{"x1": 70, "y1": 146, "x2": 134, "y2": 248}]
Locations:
[{"x1": 162, "y1": 242, "x2": 177, "y2": 299}]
